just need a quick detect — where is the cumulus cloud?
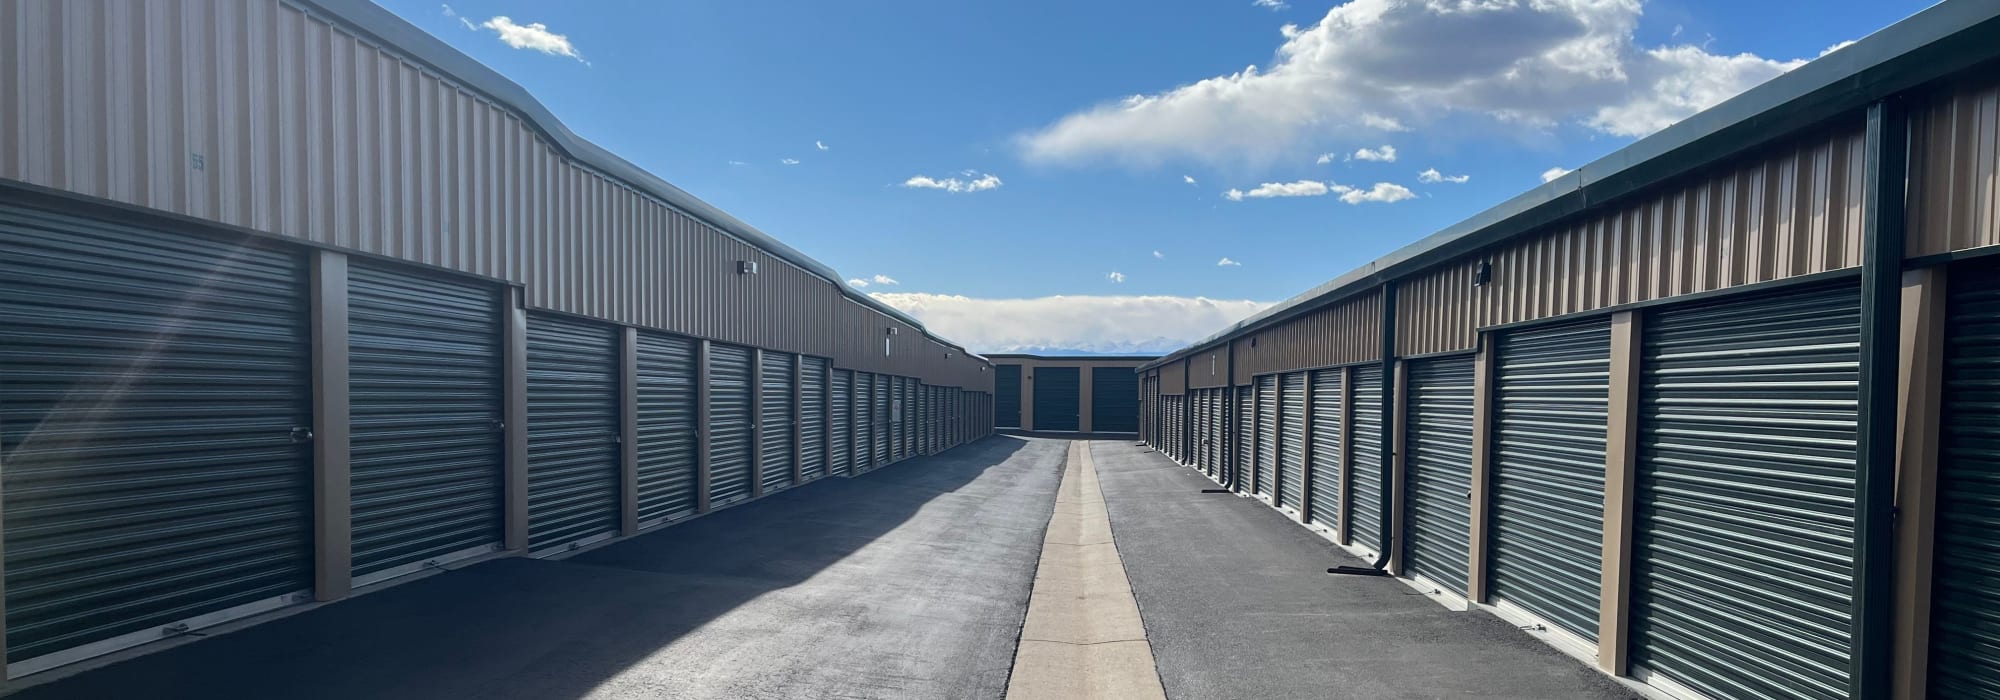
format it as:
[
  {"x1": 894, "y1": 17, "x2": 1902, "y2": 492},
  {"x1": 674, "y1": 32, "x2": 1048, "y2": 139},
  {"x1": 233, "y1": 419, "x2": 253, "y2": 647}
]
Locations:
[
  {"x1": 903, "y1": 172, "x2": 1004, "y2": 193},
  {"x1": 1253, "y1": 0, "x2": 1290, "y2": 10},
  {"x1": 1108, "y1": 271, "x2": 1127, "y2": 283},
  {"x1": 872, "y1": 274, "x2": 900, "y2": 285},
  {"x1": 847, "y1": 278, "x2": 869, "y2": 288},
  {"x1": 1223, "y1": 179, "x2": 1413, "y2": 204},
  {"x1": 816, "y1": 141, "x2": 830, "y2": 151},
  {"x1": 478, "y1": 16, "x2": 586, "y2": 63},
  {"x1": 1351, "y1": 145, "x2": 1397, "y2": 162},
  {"x1": 1218, "y1": 257, "x2": 1242, "y2": 266},
  {"x1": 1184, "y1": 175, "x2": 1198, "y2": 185},
  {"x1": 1334, "y1": 182, "x2": 1416, "y2": 203},
  {"x1": 871, "y1": 293, "x2": 1271, "y2": 354},
  {"x1": 1541, "y1": 166, "x2": 1572, "y2": 182},
  {"x1": 1153, "y1": 250, "x2": 1166, "y2": 259},
  {"x1": 1020, "y1": 0, "x2": 1833, "y2": 166},
  {"x1": 1418, "y1": 167, "x2": 1470, "y2": 184},
  {"x1": 781, "y1": 158, "x2": 801, "y2": 165}
]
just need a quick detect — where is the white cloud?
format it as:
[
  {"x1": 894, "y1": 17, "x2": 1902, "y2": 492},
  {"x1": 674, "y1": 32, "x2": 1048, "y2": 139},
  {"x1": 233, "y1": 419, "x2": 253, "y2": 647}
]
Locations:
[
  {"x1": 902, "y1": 172, "x2": 1004, "y2": 193},
  {"x1": 872, "y1": 274, "x2": 900, "y2": 285},
  {"x1": 1315, "y1": 153, "x2": 1337, "y2": 165},
  {"x1": 816, "y1": 141, "x2": 830, "y2": 151},
  {"x1": 1332, "y1": 182, "x2": 1416, "y2": 204},
  {"x1": 441, "y1": 4, "x2": 476, "y2": 31},
  {"x1": 727, "y1": 160, "x2": 748, "y2": 166},
  {"x1": 781, "y1": 158, "x2": 801, "y2": 165},
  {"x1": 1232, "y1": 179, "x2": 1333, "y2": 199},
  {"x1": 1541, "y1": 166, "x2": 1572, "y2": 182},
  {"x1": 846, "y1": 278, "x2": 869, "y2": 288},
  {"x1": 1218, "y1": 257, "x2": 1242, "y2": 267},
  {"x1": 1184, "y1": 174, "x2": 1198, "y2": 185},
  {"x1": 478, "y1": 17, "x2": 586, "y2": 63},
  {"x1": 1020, "y1": 1, "x2": 1829, "y2": 166},
  {"x1": 871, "y1": 293, "x2": 1272, "y2": 355},
  {"x1": 1108, "y1": 271, "x2": 1127, "y2": 283},
  {"x1": 1153, "y1": 250, "x2": 1166, "y2": 259},
  {"x1": 1351, "y1": 145, "x2": 1397, "y2": 162},
  {"x1": 1253, "y1": 0, "x2": 1290, "y2": 10},
  {"x1": 1418, "y1": 168, "x2": 1469, "y2": 184}
]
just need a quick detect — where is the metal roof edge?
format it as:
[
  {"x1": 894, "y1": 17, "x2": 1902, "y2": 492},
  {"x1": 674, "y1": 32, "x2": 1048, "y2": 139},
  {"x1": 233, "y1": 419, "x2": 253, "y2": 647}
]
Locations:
[
  {"x1": 1139, "y1": 0, "x2": 2000, "y2": 372},
  {"x1": 303, "y1": 0, "x2": 977, "y2": 359}
]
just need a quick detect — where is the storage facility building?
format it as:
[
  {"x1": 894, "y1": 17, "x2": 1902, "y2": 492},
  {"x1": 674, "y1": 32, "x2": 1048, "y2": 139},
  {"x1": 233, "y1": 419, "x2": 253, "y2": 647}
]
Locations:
[
  {"x1": 987, "y1": 354, "x2": 1150, "y2": 435},
  {"x1": 1139, "y1": 2, "x2": 2000, "y2": 699},
  {"x1": 0, "y1": 0, "x2": 995, "y2": 680}
]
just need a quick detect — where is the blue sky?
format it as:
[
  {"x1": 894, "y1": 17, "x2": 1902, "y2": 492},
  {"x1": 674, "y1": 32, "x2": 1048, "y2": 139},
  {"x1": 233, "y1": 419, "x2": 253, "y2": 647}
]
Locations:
[{"x1": 387, "y1": 0, "x2": 1928, "y2": 353}]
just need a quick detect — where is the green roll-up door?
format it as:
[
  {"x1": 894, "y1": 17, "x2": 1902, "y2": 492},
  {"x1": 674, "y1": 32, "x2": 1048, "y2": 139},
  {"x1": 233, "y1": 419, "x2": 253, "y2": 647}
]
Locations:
[
  {"x1": 1256, "y1": 375, "x2": 1278, "y2": 499},
  {"x1": 1349, "y1": 366, "x2": 1384, "y2": 552},
  {"x1": 348, "y1": 261, "x2": 504, "y2": 579},
  {"x1": 1280, "y1": 373, "x2": 1308, "y2": 513},
  {"x1": 1, "y1": 204, "x2": 312, "y2": 667},
  {"x1": 1092, "y1": 368, "x2": 1140, "y2": 433},
  {"x1": 891, "y1": 377, "x2": 907, "y2": 460},
  {"x1": 873, "y1": 374, "x2": 890, "y2": 467},
  {"x1": 1933, "y1": 261, "x2": 2000, "y2": 697},
  {"x1": 1210, "y1": 390, "x2": 1226, "y2": 477},
  {"x1": 925, "y1": 385, "x2": 937, "y2": 454},
  {"x1": 526, "y1": 313, "x2": 621, "y2": 550},
  {"x1": 1200, "y1": 391, "x2": 1216, "y2": 476},
  {"x1": 759, "y1": 351, "x2": 796, "y2": 494},
  {"x1": 635, "y1": 331, "x2": 698, "y2": 525},
  {"x1": 831, "y1": 369, "x2": 852, "y2": 476},
  {"x1": 997, "y1": 365, "x2": 1022, "y2": 428},
  {"x1": 1403, "y1": 355, "x2": 1475, "y2": 597},
  {"x1": 708, "y1": 344, "x2": 755, "y2": 507},
  {"x1": 1237, "y1": 387, "x2": 1255, "y2": 493},
  {"x1": 1308, "y1": 369, "x2": 1344, "y2": 527},
  {"x1": 855, "y1": 372, "x2": 875, "y2": 473},
  {"x1": 1034, "y1": 367, "x2": 1082, "y2": 432},
  {"x1": 801, "y1": 358, "x2": 828, "y2": 481},
  {"x1": 1490, "y1": 317, "x2": 1608, "y2": 640},
  {"x1": 1632, "y1": 282, "x2": 1859, "y2": 700}
]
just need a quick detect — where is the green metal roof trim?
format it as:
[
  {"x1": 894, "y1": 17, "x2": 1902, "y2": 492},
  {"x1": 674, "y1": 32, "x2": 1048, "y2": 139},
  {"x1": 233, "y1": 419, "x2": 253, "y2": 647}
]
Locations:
[
  {"x1": 303, "y1": 0, "x2": 985, "y2": 366},
  {"x1": 1139, "y1": 0, "x2": 2000, "y2": 372}
]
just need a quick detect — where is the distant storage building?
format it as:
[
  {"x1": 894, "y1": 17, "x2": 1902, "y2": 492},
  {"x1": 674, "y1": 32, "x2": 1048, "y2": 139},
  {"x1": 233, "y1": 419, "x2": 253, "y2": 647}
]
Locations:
[
  {"x1": 0, "y1": 0, "x2": 994, "y2": 679},
  {"x1": 987, "y1": 355, "x2": 1150, "y2": 435},
  {"x1": 1140, "y1": 3, "x2": 2000, "y2": 699}
]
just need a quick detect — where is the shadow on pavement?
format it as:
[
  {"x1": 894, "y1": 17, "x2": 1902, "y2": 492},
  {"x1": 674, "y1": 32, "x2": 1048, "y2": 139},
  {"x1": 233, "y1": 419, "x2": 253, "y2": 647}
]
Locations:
[{"x1": 15, "y1": 436, "x2": 1057, "y2": 700}]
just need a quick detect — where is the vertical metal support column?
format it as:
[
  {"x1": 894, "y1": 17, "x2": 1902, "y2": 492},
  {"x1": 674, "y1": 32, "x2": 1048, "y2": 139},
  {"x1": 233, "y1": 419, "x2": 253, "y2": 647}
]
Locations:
[
  {"x1": 1079, "y1": 365, "x2": 1096, "y2": 434},
  {"x1": 792, "y1": 354, "x2": 804, "y2": 484},
  {"x1": 1893, "y1": 266, "x2": 1946, "y2": 700},
  {"x1": 1337, "y1": 365, "x2": 1354, "y2": 546},
  {"x1": 1468, "y1": 335, "x2": 1495, "y2": 602},
  {"x1": 1388, "y1": 362, "x2": 1409, "y2": 576},
  {"x1": 619, "y1": 327, "x2": 640, "y2": 536},
  {"x1": 1371, "y1": 281, "x2": 1399, "y2": 570},
  {"x1": 309, "y1": 250, "x2": 353, "y2": 601},
  {"x1": 503, "y1": 288, "x2": 530, "y2": 550},
  {"x1": 1854, "y1": 97, "x2": 1909, "y2": 700},
  {"x1": 696, "y1": 340, "x2": 714, "y2": 513},
  {"x1": 1599, "y1": 311, "x2": 1643, "y2": 673},
  {"x1": 750, "y1": 349, "x2": 766, "y2": 499}
]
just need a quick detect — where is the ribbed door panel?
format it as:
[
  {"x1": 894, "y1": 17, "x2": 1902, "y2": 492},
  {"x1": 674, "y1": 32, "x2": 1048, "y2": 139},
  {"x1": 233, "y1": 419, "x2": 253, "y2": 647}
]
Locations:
[
  {"x1": 1280, "y1": 373, "x2": 1307, "y2": 513},
  {"x1": 1632, "y1": 283, "x2": 1859, "y2": 700},
  {"x1": 1933, "y1": 264, "x2": 2000, "y2": 697},
  {"x1": 1034, "y1": 367, "x2": 1081, "y2": 432},
  {"x1": 0, "y1": 205, "x2": 312, "y2": 664},
  {"x1": 1256, "y1": 375, "x2": 1278, "y2": 498},
  {"x1": 891, "y1": 378, "x2": 906, "y2": 461},
  {"x1": 1309, "y1": 370, "x2": 1344, "y2": 526},
  {"x1": 831, "y1": 369, "x2": 852, "y2": 476},
  {"x1": 1349, "y1": 366, "x2": 1384, "y2": 550},
  {"x1": 856, "y1": 372, "x2": 875, "y2": 472},
  {"x1": 525, "y1": 313, "x2": 621, "y2": 550},
  {"x1": 1237, "y1": 388, "x2": 1254, "y2": 493},
  {"x1": 634, "y1": 332, "x2": 698, "y2": 524},
  {"x1": 1403, "y1": 356, "x2": 1475, "y2": 596},
  {"x1": 759, "y1": 352, "x2": 796, "y2": 494},
  {"x1": 708, "y1": 345, "x2": 755, "y2": 507},
  {"x1": 996, "y1": 365, "x2": 1022, "y2": 428},
  {"x1": 348, "y1": 262, "x2": 503, "y2": 576},
  {"x1": 1093, "y1": 368, "x2": 1140, "y2": 433},
  {"x1": 801, "y1": 359, "x2": 827, "y2": 480},
  {"x1": 1490, "y1": 318, "x2": 1609, "y2": 640},
  {"x1": 873, "y1": 374, "x2": 889, "y2": 467}
]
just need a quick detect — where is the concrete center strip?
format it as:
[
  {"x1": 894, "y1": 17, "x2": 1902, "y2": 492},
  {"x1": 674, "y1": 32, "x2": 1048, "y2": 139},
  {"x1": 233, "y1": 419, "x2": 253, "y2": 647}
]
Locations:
[{"x1": 1006, "y1": 441, "x2": 1168, "y2": 700}]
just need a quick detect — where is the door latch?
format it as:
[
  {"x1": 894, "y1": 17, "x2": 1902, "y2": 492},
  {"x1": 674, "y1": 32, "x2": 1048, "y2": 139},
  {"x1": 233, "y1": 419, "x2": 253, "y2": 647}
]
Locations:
[{"x1": 290, "y1": 427, "x2": 314, "y2": 443}]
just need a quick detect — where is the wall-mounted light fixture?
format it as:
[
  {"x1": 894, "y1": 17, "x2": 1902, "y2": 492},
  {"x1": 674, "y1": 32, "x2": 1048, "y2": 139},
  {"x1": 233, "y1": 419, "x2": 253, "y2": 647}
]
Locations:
[
  {"x1": 1473, "y1": 260, "x2": 1492, "y2": 287},
  {"x1": 1250, "y1": 337, "x2": 1258, "y2": 348},
  {"x1": 738, "y1": 260, "x2": 758, "y2": 275}
]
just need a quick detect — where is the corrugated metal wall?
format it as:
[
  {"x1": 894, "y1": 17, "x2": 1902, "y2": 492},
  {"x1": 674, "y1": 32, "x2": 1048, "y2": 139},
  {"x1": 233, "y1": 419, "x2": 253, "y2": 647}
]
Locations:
[
  {"x1": 1233, "y1": 293, "x2": 1383, "y2": 383},
  {"x1": 0, "y1": 0, "x2": 989, "y2": 389},
  {"x1": 1398, "y1": 122, "x2": 1868, "y2": 355},
  {"x1": 1909, "y1": 72, "x2": 2000, "y2": 258},
  {"x1": 1187, "y1": 349, "x2": 1230, "y2": 390}
]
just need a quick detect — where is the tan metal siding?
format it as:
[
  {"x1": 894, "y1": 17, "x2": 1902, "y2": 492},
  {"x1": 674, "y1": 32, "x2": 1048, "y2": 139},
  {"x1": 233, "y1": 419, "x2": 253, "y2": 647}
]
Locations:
[
  {"x1": 1910, "y1": 73, "x2": 2000, "y2": 257},
  {"x1": 0, "y1": 0, "x2": 984, "y2": 386},
  {"x1": 1188, "y1": 350, "x2": 1229, "y2": 390},
  {"x1": 1234, "y1": 291, "x2": 1383, "y2": 376},
  {"x1": 1160, "y1": 359, "x2": 1188, "y2": 395},
  {"x1": 1398, "y1": 121, "x2": 1867, "y2": 355}
]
